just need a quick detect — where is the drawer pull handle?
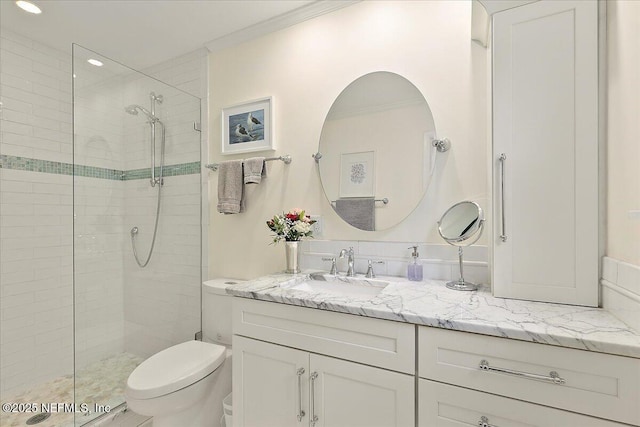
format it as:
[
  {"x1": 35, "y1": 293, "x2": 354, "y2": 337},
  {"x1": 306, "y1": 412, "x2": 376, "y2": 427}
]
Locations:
[
  {"x1": 310, "y1": 371, "x2": 319, "y2": 426},
  {"x1": 478, "y1": 416, "x2": 497, "y2": 427},
  {"x1": 296, "y1": 368, "x2": 306, "y2": 422},
  {"x1": 479, "y1": 359, "x2": 566, "y2": 385}
]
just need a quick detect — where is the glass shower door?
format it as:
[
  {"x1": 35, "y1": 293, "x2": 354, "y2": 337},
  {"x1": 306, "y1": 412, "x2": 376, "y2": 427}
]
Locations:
[{"x1": 72, "y1": 45, "x2": 202, "y2": 425}]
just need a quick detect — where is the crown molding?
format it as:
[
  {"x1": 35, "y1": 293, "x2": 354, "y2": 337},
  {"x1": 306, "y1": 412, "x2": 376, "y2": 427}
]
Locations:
[{"x1": 204, "y1": 0, "x2": 360, "y2": 53}]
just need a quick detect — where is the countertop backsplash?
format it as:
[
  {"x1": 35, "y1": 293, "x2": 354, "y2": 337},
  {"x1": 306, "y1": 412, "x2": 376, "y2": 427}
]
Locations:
[{"x1": 299, "y1": 240, "x2": 489, "y2": 285}]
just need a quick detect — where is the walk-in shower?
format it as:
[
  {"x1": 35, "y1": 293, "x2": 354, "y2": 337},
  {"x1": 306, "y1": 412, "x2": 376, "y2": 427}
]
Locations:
[
  {"x1": 71, "y1": 45, "x2": 202, "y2": 426},
  {"x1": 126, "y1": 92, "x2": 165, "y2": 268}
]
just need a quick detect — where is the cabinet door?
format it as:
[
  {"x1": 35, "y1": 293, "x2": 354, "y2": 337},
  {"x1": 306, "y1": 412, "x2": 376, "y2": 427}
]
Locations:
[
  {"x1": 492, "y1": 0, "x2": 599, "y2": 306},
  {"x1": 233, "y1": 336, "x2": 309, "y2": 427},
  {"x1": 310, "y1": 354, "x2": 414, "y2": 427}
]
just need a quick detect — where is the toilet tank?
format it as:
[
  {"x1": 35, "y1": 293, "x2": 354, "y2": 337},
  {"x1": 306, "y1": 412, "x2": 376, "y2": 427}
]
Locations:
[{"x1": 202, "y1": 278, "x2": 244, "y2": 345}]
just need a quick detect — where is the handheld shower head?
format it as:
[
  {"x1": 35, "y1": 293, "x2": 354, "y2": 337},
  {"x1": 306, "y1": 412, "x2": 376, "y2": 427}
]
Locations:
[{"x1": 125, "y1": 104, "x2": 156, "y2": 122}]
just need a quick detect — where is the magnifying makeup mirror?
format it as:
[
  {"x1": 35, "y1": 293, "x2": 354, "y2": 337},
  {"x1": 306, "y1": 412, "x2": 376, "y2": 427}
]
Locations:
[{"x1": 438, "y1": 201, "x2": 484, "y2": 291}]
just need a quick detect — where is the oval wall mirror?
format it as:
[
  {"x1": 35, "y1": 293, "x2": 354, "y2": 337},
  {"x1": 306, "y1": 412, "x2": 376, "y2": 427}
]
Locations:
[
  {"x1": 438, "y1": 201, "x2": 484, "y2": 291},
  {"x1": 317, "y1": 71, "x2": 436, "y2": 231}
]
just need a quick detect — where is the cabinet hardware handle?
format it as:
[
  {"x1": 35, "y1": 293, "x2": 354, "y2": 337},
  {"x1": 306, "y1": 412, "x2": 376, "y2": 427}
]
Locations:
[
  {"x1": 478, "y1": 415, "x2": 498, "y2": 427},
  {"x1": 498, "y1": 153, "x2": 507, "y2": 242},
  {"x1": 296, "y1": 368, "x2": 306, "y2": 422},
  {"x1": 479, "y1": 359, "x2": 566, "y2": 385},
  {"x1": 310, "y1": 371, "x2": 319, "y2": 426}
]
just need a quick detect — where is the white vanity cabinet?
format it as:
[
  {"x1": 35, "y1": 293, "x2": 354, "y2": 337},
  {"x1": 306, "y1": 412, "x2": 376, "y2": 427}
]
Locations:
[
  {"x1": 418, "y1": 327, "x2": 640, "y2": 426},
  {"x1": 492, "y1": 0, "x2": 600, "y2": 305},
  {"x1": 232, "y1": 298, "x2": 415, "y2": 427}
]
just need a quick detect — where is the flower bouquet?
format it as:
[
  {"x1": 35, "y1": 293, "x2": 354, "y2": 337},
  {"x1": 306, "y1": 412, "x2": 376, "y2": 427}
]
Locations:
[
  {"x1": 267, "y1": 208, "x2": 316, "y2": 273},
  {"x1": 266, "y1": 208, "x2": 316, "y2": 243}
]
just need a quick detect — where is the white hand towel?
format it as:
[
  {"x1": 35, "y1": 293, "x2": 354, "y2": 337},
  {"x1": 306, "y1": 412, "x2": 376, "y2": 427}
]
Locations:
[
  {"x1": 217, "y1": 160, "x2": 244, "y2": 214},
  {"x1": 243, "y1": 157, "x2": 267, "y2": 184}
]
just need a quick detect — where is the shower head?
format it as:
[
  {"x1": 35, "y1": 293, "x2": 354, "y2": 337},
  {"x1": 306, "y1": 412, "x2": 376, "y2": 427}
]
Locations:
[{"x1": 125, "y1": 104, "x2": 157, "y2": 122}]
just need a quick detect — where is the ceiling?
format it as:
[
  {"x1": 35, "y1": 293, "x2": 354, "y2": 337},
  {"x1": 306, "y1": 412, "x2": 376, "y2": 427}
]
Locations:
[{"x1": 0, "y1": 0, "x2": 320, "y2": 69}]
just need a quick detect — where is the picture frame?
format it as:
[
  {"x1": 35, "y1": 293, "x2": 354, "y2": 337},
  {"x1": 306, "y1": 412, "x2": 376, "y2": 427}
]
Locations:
[
  {"x1": 339, "y1": 151, "x2": 375, "y2": 197},
  {"x1": 221, "y1": 97, "x2": 273, "y2": 155}
]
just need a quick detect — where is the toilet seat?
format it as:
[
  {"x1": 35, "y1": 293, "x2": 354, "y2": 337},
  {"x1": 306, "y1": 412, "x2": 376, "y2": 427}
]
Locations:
[{"x1": 126, "y1": 341, "x2": 226, "y2": 400}]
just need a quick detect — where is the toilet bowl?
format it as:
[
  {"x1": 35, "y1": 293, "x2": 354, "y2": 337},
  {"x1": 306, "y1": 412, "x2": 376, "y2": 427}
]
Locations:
[{"x1": 125, "y1": 278, "x2": 242, "y2": 427}]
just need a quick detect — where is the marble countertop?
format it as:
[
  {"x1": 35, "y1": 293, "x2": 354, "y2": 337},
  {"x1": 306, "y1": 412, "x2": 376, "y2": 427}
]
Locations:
[{"x1": 226, "y1": 272, "x2": 640, "y2": 359}]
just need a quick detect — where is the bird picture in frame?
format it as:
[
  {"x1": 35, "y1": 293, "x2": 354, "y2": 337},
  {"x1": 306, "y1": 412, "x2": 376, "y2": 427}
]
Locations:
[
  {"x1": 222, "y1": 96, "x2": 273, "y2": 155},
  {"x1": 229, "y1": 109, "x2": 264, "y2": 143}
]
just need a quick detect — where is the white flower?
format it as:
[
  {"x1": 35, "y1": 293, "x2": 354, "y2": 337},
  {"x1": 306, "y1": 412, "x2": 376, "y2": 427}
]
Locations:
[{"x1": 293, "y1": 221, "x2": 311, "y2": 234}]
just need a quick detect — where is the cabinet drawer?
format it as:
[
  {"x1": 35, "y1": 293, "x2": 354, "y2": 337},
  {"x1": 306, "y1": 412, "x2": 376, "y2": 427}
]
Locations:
[
  {"x1": 419, "y1": 379, "x2": 627, "y2": 427},
  {"x1": 419, "y1": 327, "x2": 640, "y2": 425},
  {"x1": 233, "y1": 298, "x2": 414, "y2": 374}
]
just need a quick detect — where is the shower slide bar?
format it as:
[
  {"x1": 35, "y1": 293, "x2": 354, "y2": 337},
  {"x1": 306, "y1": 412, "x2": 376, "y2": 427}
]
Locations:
[{"x1": 205, "y1": 155, "x2": 292, "y2": 171}]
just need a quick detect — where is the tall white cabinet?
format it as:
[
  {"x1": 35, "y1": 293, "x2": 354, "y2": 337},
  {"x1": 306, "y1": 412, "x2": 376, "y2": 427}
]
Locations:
[{"x1": 492, "y1": 0, "x2": 600, "y2": 306}]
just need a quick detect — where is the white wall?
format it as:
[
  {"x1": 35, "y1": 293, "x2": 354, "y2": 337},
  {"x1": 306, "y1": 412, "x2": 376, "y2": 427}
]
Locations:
[
  {"x1": 602, "y1": 0, "x2": 640, "y2": 327},
  {"x1": 0, "y1": 29, "x2": 74, "y2": 396},
  {"x1": 208, "y1": 1, "x2": 488, "y2": 279},
  {"x1": 607, "y1": 0, "x2": 640, "y2": 267}
]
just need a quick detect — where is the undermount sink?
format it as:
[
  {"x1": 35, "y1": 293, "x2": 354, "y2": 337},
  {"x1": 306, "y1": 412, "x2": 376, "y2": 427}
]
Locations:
[{"x1": 284, "y1": 273, "x2": 389, "y2": 299}]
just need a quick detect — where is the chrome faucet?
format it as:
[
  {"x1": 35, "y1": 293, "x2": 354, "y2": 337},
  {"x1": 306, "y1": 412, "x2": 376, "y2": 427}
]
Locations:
[{"x1": 339, "y1": 247, "x2": 355, "y2": 277}]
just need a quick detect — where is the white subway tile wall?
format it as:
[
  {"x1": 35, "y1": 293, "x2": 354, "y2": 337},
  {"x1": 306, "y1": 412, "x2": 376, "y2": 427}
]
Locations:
[
  {"x1": 0, "y1": 29, "x2": 74, "y2": 396},
  {"x1": 0, "y1": 29, "x2": 73, "y2": 163},
  {"x1": 602, "y1": 257, "x2": 640, "y2": 332},
  {"x1": 1, "y1": 30, "x2": 206, "y2": 402},
  {"x1": 120, "y1": 50, "x2": 205, "y2": 359},
  {"x1": 123, "y1": 174, "x2": 202, "y2": 359}
]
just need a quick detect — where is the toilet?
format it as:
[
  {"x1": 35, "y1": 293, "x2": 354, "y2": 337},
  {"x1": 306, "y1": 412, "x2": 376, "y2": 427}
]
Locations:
[{"x1": 125, "y1": 278, "x2": 242, "y2": 427}]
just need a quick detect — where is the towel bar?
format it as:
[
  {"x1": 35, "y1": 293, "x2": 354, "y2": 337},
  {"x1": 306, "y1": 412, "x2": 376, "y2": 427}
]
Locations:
[
  {"x1": 206, "y1": 155, "x2": 292, "y2": 171},
  {"x1": 331, "y1": 198, "x2": 389, "y2": 205}
]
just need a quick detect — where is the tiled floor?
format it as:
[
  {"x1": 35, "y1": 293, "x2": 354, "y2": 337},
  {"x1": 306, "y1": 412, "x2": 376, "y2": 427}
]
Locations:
[
  {"x1": 0, "y1": 353, "x2": 143, "y2": 427},
  {"x1": 92, "y1": 408, "x2": 150, "y2": 427}
]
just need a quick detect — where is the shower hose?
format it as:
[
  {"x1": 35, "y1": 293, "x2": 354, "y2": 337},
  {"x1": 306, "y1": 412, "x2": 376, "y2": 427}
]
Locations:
[{"x1": 131, "y1": 120, "x2": 165, "y2": 268}]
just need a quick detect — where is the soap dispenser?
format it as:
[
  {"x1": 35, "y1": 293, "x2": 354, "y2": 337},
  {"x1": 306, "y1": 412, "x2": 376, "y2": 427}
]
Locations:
[{"x1": 407, "y1": 245, "x2": 423, "y2": 281}]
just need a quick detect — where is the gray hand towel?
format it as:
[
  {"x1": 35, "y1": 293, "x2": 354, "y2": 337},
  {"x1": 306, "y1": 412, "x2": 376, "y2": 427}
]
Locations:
[
  {"x1": 335, "y1": 197, "x2": 375, "y2": 231},
  {"x1": 217, "y1": 160, "x2": 244, "y2": 214},
  {"x1": 243, "y1": 157, "x2": 267, "y2": 184}
]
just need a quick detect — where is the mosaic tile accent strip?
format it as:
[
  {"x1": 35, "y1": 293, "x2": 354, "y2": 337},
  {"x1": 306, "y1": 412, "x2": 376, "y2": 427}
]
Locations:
[
  {"x1": 124, "y1": 161, "x2": 201, "y2": 180},
  {"x1": 0, "y1": 155, "x2": 200, "y2": 181}
]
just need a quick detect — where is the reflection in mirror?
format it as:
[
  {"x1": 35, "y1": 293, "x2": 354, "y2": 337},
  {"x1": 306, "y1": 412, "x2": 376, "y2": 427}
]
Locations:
[
  {"x1": 318, "y1": 71, "x2": 437, "y2": 231},
  {"x1": 438, "y1": 201, "x2": 484, "y2": 291}
]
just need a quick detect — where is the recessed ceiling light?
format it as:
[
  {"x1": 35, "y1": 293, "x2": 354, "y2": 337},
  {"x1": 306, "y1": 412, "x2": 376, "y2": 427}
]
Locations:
[
  {"x1": 15, "y1": 1, "x2": 42, "y2": 14},
  {"x1": 87, "y1": 59, "x2": 103, "y2": 67}
]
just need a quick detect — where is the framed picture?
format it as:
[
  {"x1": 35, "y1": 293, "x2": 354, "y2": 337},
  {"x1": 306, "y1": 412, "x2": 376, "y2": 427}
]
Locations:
[
  {"x1": 222, "y1": 97, "x2": 273, "y2": 155},
  {"x1": 340, "y1": 151, "x2": 375, "y2": 197}
]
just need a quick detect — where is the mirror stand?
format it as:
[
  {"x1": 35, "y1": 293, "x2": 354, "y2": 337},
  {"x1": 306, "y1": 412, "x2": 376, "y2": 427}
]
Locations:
[
  {"x1": 437, "y1": 200, "x2": 484, "y2": 292},
  {"x1": 446, "y1": 247, "x2": 477, "y2": 291}
]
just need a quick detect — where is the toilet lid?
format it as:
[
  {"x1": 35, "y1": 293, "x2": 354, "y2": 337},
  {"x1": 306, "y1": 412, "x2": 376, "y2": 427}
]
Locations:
[{"x1": 126, "y1": 341, "x2": 226, "y2": 400}]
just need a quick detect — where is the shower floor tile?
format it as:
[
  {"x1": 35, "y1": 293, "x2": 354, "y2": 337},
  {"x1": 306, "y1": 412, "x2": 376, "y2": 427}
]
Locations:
[{"x1": 1, "y1": 353, "x2": 143, "y2": 427}]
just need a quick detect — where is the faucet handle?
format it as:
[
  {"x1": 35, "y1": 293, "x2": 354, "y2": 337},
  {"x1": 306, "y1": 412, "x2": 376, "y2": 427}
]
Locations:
[
  {"x1": 365, "y1": 260, "x2": 385, "y2": 278},
  {"x1": 322, "y1": 257, "x2": 337, "y2": 275}
]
